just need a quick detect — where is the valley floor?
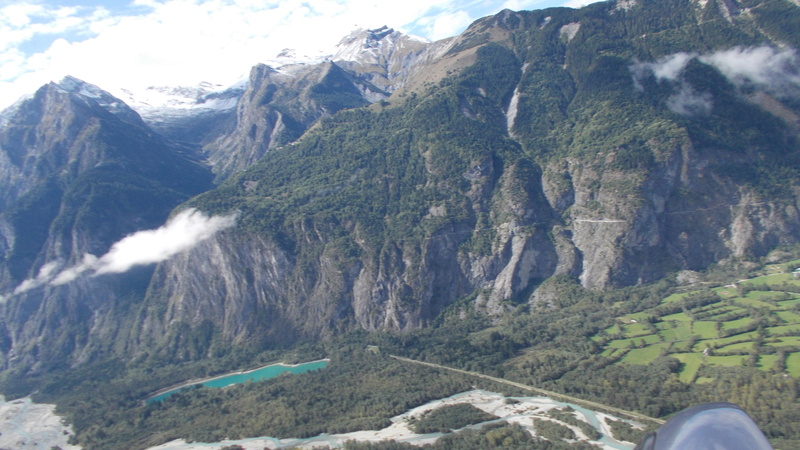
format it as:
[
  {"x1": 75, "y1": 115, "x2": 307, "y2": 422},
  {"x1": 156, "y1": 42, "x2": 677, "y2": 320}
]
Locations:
[
  {"x1": 0, "y1": 395, "x2": 78, "y2": 449},
  {"x1": 146, "y1": 390, "x2": 640, "y2": 449}
]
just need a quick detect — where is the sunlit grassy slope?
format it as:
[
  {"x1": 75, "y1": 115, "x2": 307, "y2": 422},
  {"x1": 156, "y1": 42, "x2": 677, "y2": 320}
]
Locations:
[{"x1": 593, "y1": 263, "x2": 800, "y2": 384}]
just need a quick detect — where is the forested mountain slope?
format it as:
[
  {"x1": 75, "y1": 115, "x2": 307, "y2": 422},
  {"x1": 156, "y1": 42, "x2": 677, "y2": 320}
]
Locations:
[
  {"x1": 2, "y1": 0, "x2": 800, "y2": 448},
  {"x1": 0, "y1": 0, "x2": 799, "y2": 379},
  {"x1": 132, "y1": 0, "x2": 800, "y2": 357}
]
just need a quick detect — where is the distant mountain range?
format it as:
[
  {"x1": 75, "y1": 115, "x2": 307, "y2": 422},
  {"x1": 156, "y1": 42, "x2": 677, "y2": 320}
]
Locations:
[{"x1": 1, "y1": 0, "x2": 800, "y2": 375}]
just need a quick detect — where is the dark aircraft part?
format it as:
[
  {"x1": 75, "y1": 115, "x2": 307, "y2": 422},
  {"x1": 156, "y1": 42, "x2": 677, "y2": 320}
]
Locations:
[{"x1": 636, "y1": 402, "x2": 772, "y2": 450}]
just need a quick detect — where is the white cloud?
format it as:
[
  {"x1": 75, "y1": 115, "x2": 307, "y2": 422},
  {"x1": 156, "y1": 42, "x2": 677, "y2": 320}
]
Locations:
[
  {"x1": 12, "y1": 209, "x2": 237, "y2": 294},
  {"x1": 13, "y1": 260, "x2": 61, "y2": 294},
  {"x1": 630, "y1": 52, "x2": 695, "y2": 86},
  {"x1": 699, "y1": 46, "x2": 800, "y2": 96},
  {"x1": 1, "y1": 3, "x2": 39, "y2": 28},
  {"x1": 629, "y1": 53, "x2": 710, "y2": 115},
  {"x1": 560, "y1": 0, "x2": 603, "y2": 8},
  {"x1": 0, "y1": 2, "x2": 117, "y2": 107},
  {"x1": 0, "y1": 0, "x2": 584, "y2": 110},
  {"x1": 631, "y1": 46, "x2": 800, "y2": 116},
  {"x1": 93, "y1": 208, "x2": 237, "y2": 275},
  {"x1": 430, "y1": 10, "x2": 473, "y2": 40},
  {"x1": 0, "y1": 3, "x2": 100, "y2": 54},
  {"x1": 51, "y1": 253, "x2": 98, "y2": 286},
  {"x1": 651, "y1": 53, "x2": 695, "y2": 82},
  {"x1": 666, "y1": 83, "x2": 713, "y2": 116}
]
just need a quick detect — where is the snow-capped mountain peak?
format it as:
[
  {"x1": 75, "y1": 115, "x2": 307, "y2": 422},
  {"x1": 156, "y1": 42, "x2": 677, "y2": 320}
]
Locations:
[
  {"x1": 2, "y1": 26, "x2": 430, "y2": 134},
  {"x1": 115, "y1": 81, "x2": 243, "y2": 112},
  {"x1": 52, "y1": 76, "x2": 145, "y2": 125},
  {"x1": 104, "y1": 80, "x2": 245, "y2": 136},
  {"x1": 330, "y1": 26, "x2": 430, "y2": 65}
]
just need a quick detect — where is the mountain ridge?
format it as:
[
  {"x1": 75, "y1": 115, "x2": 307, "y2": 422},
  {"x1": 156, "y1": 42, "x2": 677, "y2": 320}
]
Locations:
[{"x1": 0, "y1": 0, "x2": 799, "y2": 375}]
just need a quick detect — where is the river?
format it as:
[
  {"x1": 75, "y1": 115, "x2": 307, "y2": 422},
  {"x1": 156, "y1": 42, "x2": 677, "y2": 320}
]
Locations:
[{"x1": 146, "y1": 389, "x2": 640, "y2": 449}]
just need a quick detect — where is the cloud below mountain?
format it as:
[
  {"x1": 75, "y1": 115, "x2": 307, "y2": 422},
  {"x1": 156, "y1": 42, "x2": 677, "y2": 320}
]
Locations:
[
  {"x1": 632, "y1": 52, "x2": 695, "y2": 83},
  {"x1": 13, "y1": 208, "x2": 237, "y2": 294},
  {"x1": 700, "y1": 46, "x2": 800, "y2": 96},
  {"x1": 631, "y1": 46, "x2": 800, "y2": 115},
  {"x1": 666, "y1": 83, "x2": 713, "y2": 116}
]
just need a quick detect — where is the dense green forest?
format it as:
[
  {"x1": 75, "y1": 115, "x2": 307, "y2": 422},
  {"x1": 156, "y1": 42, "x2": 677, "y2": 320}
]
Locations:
[
  {"x1": 3, "y1": 1, "x2": 800, "y2": 449},
  {"x1": 3, "y1": 251, "x2": 800, "y2": 448},
  {"x1": 408, "y1": 403, "x2": 498, "y2": 434}
]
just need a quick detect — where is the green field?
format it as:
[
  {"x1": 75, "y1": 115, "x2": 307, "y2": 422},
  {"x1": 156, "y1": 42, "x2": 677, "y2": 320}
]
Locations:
[
  {"x1": 776, "y1": 311, "x2": 800, "y2": 323},
  {"x1": 693, "y1": 321, "x2": 719, "y2": 339},
  {"x1": 706, "y1": 355, "x2": 746, "y2": 368},
  {"x1": 787, "y1": 353, "x2": 800, "y2": 377},
  {"x1": 765, "y1": 324, "x2": 800, "y2": 335},
  {"x1": 767, "y1": 336, "x2": 800, "y2": 347},
  {"x1": 592, "y1": 269, "x2": 800, "y2": 384},
  {"x1": 721, "y1": 317, "x2": 754, "y2": 330},
  {"x1": 702, "y1": 333, "x2": 758, "y2": 349},
  {"x1": 656, "y1": 321, "x2": 692, "y2": 342},
  {"x1": 712, "y1": 286, "x2": 739, "y2": 298},
  {"x1": 620, "y1": 322, "x2": 652, "y2": 337},
  {"x1": 699, "y1": 305, "x2": 739, "y2": 318},
  {"x1": 673, "y1": 353, "x2": 703, "y2": 383},
  {"x1": 662, "y1": 312, "x2": 692, "y2": 322},
  {"x1": 717, "y1": 341, "x2": 754, "y2": 352},
  {"x1": 740, "y1": 273, "x2": 794, "y2": 285},
  {"x1": 737, "y1": 294, "x2": 781, "y2": 309},
  {"x1": 662, "y1": 292, "x2": 690, "y2": 303},
  {"x1": 778, "y1": 298, "x2": 800, "y2": 308},
  {"x1": 758, "y1": 354, "x2": 779, "y2": 371},
  {"x1": 606, "y1": 333, "x2": 661, "y2": 349},
  {"x1": 621, "y1": 343, "x2": 672, "y2": 365}
]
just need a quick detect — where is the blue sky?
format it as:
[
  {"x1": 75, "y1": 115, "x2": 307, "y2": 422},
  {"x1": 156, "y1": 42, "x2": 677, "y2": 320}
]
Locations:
[{"x1": 0, "y1": 0, "x2": 600, "y2": 108}]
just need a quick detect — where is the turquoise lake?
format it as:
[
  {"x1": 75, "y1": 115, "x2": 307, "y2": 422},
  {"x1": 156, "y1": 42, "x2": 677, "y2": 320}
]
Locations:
[{"x1": 147, "y1": 360, "x2": 329, "y2": 403}]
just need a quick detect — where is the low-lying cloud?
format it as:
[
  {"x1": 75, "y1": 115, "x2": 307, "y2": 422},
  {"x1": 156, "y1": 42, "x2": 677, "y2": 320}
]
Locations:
[
  {"x1": 631, "y1": 52, "x2": 695, "y2": 84},
  {"x1": 631, "y1": 46, "x2": 800, "y2": 115},
  {"x1": 700, "y1": 46, "x2": 800, "y2": 96},
  {"x1": 13, "y1": 208, "x2": 237, "y2": 295},
  {"x1": 666, "y1": 83, "x2": 713, "y2": 116}
]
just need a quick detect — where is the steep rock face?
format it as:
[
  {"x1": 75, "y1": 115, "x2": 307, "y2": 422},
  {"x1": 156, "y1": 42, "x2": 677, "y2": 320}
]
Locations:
[
  {"x1": 203, "y1": 62, "x2": 385, "y2": 180},
  {"x1": 2, "y1": 267, "x2": 153, "y2": 371},
  {"x1": 0, "y1": 78, "x2": 211, "y2": 275},
  {"x1": 133, "y1": 41, "x2": 570, "y2": 347},
  {"x1": 3, "y1": 0, "x2": 800, "y2": 370},
  {"x1": 203, "y1": 27, "x2": 458, "y2": 182},
  {"x1": 134, "y1": 234, "x2": 292, "y2": 346},
  {"x1": 132, "y1": 0, "x2": 800, "y2": 353},
  {"x1": 0, "y1": 78, "x2": 213, "y2": 370},
  {"x1": 331, "y1": 26, "x2": 453, "y2": 95}
]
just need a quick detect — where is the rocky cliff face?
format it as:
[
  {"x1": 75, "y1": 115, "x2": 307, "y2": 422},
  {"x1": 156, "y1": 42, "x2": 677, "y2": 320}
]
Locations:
[
  {"x1": 0, "y1": 78, "x2": 213, "y2": 370},
  {"x1": 331, "y1": 26, "x2": 455, "y2": 95},
  {"x1": 203, "y1": 28, "x2": 455, "y2": 181},
  {"x1": 2, "y1": 0, "x2": 800, "y2": 370},
  {"x1": 135, "y1": 0, "x2": 800, "y2": 349},
  {"x1": 203, "y1": 61, "x2": 386, "y2": 179}
]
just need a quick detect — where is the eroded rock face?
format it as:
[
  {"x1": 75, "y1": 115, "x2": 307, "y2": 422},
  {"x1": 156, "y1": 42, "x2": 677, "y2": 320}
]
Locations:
[
  {"x1": 0, "y1": 79, "x2": 213, "y2": 370},
  {"x1": 203, "y1": 31, "x2": 453, "y2": 182},
  {"x1": 3, "y1": 0, "x2": 800, "y2": 370},
  {"x1": 143, "y1": 120, "x2": 800, "y2": 347},
  {"x1": 203, "y1": 62, "x2": 380, "y2": 180}
]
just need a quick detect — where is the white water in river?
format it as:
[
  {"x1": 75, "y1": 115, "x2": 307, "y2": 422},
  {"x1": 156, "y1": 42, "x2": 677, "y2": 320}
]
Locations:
[
  {"x1": 0, "y1": 396, "x2": 79, "y2": 449},
  {"x1": 147, "y1": 389, "x2": 640, "y2": 450}
]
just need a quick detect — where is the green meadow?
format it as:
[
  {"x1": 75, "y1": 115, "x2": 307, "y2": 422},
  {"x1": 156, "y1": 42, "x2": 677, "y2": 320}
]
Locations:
[{"x1": 593, "y1": 268, "x2": 800, "y2": 385}]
